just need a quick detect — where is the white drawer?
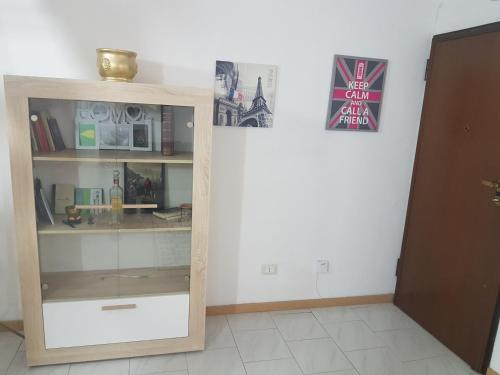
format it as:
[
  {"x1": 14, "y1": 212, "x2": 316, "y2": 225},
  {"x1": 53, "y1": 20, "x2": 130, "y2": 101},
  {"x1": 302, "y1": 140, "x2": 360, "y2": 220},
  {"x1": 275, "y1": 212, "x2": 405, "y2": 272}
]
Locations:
[{"x1": 43, "y1": 293, "x2": 189, "y2": 348}]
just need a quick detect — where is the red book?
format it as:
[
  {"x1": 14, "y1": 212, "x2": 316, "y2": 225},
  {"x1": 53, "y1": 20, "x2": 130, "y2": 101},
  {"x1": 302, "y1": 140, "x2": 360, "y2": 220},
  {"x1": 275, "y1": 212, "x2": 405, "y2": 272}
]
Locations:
[{"x1": 31, "y1": 112, "x2": 50, "y2": 152}]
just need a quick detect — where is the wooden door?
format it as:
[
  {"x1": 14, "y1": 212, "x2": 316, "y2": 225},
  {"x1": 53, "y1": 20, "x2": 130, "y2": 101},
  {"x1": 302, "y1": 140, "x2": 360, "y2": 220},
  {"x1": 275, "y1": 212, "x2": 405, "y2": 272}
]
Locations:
[{"x1": 395, "y1": 22, "x2": 500, "y2": 372}]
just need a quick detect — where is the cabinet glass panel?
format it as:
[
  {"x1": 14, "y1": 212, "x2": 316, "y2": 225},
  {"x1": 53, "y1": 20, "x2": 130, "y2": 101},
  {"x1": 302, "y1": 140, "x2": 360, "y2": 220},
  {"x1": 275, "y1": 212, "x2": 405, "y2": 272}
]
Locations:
[{"x1": 29, "y1": 98, "x2": 194, "y2": 303}]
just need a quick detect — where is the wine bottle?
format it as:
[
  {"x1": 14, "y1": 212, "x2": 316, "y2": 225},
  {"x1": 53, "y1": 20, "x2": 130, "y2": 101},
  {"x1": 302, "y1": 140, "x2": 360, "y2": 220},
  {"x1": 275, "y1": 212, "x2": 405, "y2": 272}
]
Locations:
[{"x1": 110, "y1": 170, "x2": 123, "y2": 224}]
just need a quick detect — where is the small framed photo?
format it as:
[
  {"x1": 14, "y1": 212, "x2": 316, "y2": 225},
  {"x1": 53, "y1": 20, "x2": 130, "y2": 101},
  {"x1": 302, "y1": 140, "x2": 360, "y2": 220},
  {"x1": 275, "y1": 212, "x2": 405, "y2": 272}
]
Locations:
[
  {"x1": 99, "y1": 122, "x2": 130, "y2": 150},
  {"x1": 75, "y1": 122, "x2": 99, "y2": 150},
  {"x1": 130, "y1": 121, "x2": 152, "y2": 151}
]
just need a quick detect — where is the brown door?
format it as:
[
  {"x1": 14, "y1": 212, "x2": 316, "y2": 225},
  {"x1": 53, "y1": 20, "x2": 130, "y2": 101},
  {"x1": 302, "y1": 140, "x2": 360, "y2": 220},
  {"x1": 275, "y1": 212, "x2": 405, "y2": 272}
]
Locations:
[{"x1": 395, "y1": 22, "x2": 500, "y2": 372}]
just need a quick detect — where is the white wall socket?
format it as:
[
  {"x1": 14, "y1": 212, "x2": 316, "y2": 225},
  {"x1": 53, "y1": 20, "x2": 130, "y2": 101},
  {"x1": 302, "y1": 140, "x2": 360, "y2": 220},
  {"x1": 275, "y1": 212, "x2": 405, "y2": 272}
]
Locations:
[
  {"x1": 316, "y1": 259, "x2": 329, "y2": 274},
  {"x1": 261, "y1": 264, "x2": 278, "y2": 275}
]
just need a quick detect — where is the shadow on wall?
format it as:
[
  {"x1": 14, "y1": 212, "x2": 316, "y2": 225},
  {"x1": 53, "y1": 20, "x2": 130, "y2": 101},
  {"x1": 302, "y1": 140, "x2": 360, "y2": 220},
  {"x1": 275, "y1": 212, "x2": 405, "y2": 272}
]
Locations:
[{"x1": 207, "y1": 127, "x2": 246, "y2": 306}]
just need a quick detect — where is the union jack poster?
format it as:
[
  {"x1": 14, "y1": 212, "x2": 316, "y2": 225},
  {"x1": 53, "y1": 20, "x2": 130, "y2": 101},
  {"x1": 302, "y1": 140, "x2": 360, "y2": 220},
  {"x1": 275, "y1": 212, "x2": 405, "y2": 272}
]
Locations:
[{"x1": 326, "y1": 55, "x2": 387, "y2": 131}]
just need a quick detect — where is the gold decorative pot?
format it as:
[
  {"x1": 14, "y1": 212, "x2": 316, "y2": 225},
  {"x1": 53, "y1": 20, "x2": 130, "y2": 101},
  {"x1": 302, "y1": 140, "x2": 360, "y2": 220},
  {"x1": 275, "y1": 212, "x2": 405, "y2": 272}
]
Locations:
[{"x1": 96, "y1": 48, "x2": 138, "y2": 82}]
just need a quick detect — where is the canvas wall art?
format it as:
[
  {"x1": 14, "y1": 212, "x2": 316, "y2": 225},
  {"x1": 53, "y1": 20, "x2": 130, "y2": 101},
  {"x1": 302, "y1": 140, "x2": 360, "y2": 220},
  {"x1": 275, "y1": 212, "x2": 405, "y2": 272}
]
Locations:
[
  {"x1": 124, "y1": 163, "x2": 165, "y2": 212},
  {"x1": 326, "y1": 55, "x2": 387, "y2": 131},
  {"x1": 213, "y1": 60, "x2": 278, "y2": 128}
]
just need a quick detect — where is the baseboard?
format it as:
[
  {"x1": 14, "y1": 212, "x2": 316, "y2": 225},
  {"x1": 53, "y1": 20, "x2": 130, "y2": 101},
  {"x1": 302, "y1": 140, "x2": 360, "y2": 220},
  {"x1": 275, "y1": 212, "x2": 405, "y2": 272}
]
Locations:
[
  {"x1": 487, "y1": 368, "x2": 500, "y2": 375},
  {"x1": 206, "y1": 293, "x2": 394, "y2": 315},
  {"x1": 1, "y1": 294, "x2": 394, "y2": 331},
  {"x1": 0, "y1": 320, "x2": 24, "y2": 332}
]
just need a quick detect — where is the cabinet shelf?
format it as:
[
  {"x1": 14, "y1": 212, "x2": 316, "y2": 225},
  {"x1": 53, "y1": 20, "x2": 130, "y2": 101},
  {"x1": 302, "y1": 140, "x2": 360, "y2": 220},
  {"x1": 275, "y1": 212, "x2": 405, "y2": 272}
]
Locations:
[
  {"x1": 38, "y1": 214, "x2": 192, "y2": 235},
  {"x1": 41, "y1": 266, "x2": 190, "y2": 302},
  {"x1": 32, "y1": 149, "x2": 193, "y2": 164}
]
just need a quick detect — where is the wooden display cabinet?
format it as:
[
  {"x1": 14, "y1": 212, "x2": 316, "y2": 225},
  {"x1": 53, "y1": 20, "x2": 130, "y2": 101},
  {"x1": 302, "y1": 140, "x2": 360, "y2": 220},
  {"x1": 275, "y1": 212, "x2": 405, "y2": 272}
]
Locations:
[{"x1": 3, "y1": 76, "x2": 212, "y2": 365}]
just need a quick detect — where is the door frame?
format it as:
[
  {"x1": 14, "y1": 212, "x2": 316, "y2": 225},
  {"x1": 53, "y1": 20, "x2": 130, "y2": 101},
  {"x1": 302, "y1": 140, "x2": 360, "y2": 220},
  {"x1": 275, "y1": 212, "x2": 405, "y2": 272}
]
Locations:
[{"x1": 394, "y1": 21, "x2": 500, "y2": 373}]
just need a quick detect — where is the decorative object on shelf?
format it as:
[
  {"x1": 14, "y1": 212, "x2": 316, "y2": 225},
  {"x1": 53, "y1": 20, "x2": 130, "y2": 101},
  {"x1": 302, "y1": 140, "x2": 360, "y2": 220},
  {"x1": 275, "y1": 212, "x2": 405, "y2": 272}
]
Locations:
[
  {"x1": 96, "y1": 48, "x2": 138, "y2": 82},
  {"x1": 214, "y1": 60, "x2": 278, "y2": 128},
  {"x1": 99, "y1": 122, "x2": 130, "y2": 149},
  {"x1": 153, "y1": 203, "x2": 192, "y2": 222},
  {"x1": 161, "y1": 105, "x2": 175, "y2": 156},
  {"x1": 180, "y1": 203, "x2": 192, "y2": 221},
  {"x1": 75, "y1": 188, "x2": 104, "y2": 216},
  {"x1": 110, "y1": 170, "x2": 124, "y2": 224},
  {"x1": 34, "y1": 178, "x2": 54, "y2": 224},
  {"x1": 64, "y1": 205, "x2": 81, "y2": 222},
  {"x1": 326, "y1": 55, "x2": 387, "y2": 131},
  {"x1": 52, "y1": 184, "x2": 75, "y2": 214},
  {"x1": 75, "y1": 122, "x2": 99, "y2": 150},
  {"x1": 75, "y1": 101, "x2": 155, "y2": 151},
  {"x1": 131, "y1": 122, "x2": 152, "y2": 151},
  {"x1": 124, "y1": 163, "x2": 164, "y2": 213},
  {"x1": 153, "y1": 208, "x2": 182, "y2": 222}
]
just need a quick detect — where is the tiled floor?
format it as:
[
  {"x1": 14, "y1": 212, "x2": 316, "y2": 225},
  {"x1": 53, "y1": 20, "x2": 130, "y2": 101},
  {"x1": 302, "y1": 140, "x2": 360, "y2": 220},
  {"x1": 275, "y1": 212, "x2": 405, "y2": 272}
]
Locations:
[{"x1": 0, "y1": 303, "x2": 482, "y2": 375}]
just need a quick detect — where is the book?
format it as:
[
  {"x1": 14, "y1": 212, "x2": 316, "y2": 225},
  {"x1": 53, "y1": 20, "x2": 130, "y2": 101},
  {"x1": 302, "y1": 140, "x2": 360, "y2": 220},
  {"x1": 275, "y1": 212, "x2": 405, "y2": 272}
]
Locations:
[
  {"x1": 29, "y1": 121, "x2": 39, "y2": 152},
  {"x1": 75, "y1": 188, "x2": 91, "y2": 215},
  {"x1": 161, "y1": 105, "x2": 175, "y2": 156},
  {"x1": 40, "y1": 187, "x2": 54, "y2": 224},
  {"x1": 31, "y1": 112, "x2": 50, "y2": 152},
  {"x1": 40, "y1": 111, "x2": 55, "y2": 151},
  {"x1": 47, "y1": 117, "x2": 66, "y2": 151},
  {"x1": 152, "y1": 208, "x2": 182, "y2": 221},
  {"x1": 34, "y1": 179, "x2": 54, "y2": 224},
  {"x1": 53, "y1": 184, "x2": 75, "y2": 214}
]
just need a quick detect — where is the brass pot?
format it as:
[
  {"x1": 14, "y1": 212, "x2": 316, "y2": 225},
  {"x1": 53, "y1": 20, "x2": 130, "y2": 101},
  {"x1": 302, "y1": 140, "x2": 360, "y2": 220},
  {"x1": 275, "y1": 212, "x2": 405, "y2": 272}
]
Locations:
[{"x1": 96, "y1": 48, "x2": 138, "y2": 82}]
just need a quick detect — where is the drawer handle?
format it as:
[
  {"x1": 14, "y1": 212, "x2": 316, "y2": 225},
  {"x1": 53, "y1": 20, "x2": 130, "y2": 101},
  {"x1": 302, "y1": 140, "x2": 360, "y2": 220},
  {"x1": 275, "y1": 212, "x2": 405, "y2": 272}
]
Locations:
[{"x1": 101, "y1": 304, "x2": 137, "y2": 311}]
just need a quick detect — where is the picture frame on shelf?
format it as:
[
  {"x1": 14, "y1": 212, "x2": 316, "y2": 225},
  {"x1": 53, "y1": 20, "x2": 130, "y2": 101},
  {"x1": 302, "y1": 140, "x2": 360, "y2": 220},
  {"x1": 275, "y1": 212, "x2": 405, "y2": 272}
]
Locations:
[
  {"x1": 124, "y1": 162, "x2": 165, "y2": 213},
  {"x1": 130, "y1": 121, "x2": 153, "y2": 151},
  {"x1": 99, "y1": 122, "x2": 130, "y2": 150},
  {"x1": 75, "y1": 121, "x2": 99, "y2": 150}
]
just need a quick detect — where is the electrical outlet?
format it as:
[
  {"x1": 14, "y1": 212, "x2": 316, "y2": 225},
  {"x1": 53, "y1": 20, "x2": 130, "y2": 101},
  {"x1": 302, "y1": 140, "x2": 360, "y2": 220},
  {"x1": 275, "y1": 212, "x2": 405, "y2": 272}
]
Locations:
[
  {"x1": 316, "y1": 259, "x2": 329, "y2": 274},
  {"x1": 261, "y1": 264, "x2": 278, "y2": 275}
]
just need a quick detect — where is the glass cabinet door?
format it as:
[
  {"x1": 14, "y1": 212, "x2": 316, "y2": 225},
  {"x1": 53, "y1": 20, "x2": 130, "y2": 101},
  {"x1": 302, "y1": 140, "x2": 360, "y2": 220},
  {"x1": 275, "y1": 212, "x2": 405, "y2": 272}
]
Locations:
[{"x1": 29, "y1": 98, "x2": 195, "y2": 345}]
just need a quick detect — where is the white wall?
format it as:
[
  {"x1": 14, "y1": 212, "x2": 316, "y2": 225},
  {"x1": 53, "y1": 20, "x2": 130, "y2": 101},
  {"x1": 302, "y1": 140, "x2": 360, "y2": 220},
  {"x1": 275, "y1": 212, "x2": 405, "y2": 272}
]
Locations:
[
  {"x1": 3, "y1": 0, "x2": 499, "y2": 370},
  {"x1": 435, "y1": 0, "x2": 500, "y2": 34},
  {"x1": 0, "y1": 0, "x2": 441, "y2": 319}
]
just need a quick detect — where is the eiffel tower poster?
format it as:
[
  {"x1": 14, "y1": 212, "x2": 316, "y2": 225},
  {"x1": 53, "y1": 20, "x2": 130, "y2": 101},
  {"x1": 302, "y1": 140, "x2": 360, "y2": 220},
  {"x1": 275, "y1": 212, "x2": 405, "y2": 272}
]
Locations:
[{"x1": 213, "y1": 61, "x2": 278, "y2": 128}]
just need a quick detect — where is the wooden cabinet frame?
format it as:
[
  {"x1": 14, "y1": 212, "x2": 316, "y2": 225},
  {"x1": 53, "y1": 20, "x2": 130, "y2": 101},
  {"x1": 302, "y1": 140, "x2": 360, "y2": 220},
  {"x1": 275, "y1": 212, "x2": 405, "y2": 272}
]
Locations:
[{"x1": 3, "y1": 75, "x2": 212, "y2": 365}]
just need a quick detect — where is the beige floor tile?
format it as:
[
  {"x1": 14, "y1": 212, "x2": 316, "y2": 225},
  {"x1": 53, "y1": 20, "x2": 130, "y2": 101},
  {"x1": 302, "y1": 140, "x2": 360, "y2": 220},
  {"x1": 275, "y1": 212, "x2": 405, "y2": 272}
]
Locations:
[
  {"x1": 233, "y1": 329, "x2": 290, "y2": 362},
  {"x1": 273, "y1": 312, "x2": 328, "y2": 341},
  {"x1": 244, "y1": 358, "x2": 302, "y2": 375},
  {"x1": 130, "y1": 353, "x2": 186, "y2": 374},
  {"x1": 0, "y1": 333, "x2": 22, "y2": 371},
  {"x1": 312, "y1": 306, "x2": 361, "y2": 325},
  {"x1": 186, "y1": 347, "x2": 245, "y2": 375},
  {"x1": 288, "y1": 338, "x2": 352, "y2": 374},
  {"x1": 6, "y1": 352, "x2": 69, "y2": 375},
  {"x1": 353, "y1": 304, "x2": 416, "y2": 331},
  {"x1": 377, "y1": 327, "x2": 447, "y2": 362},
  {"x1": 347, "y1": 347, "x2": 411, "y2": 375},
  {"x1": 325, "y1": 320, "x2": 384, "y2": 351},
  {"x1": 69, "y1": 359, "x2": 128, "y2": 375},
  {"x1": 227, "y1": 312, "x2": 275, "y2": 331},
  {"x1": 205, "y1": 316, "x2": 235, "y2": 350}
]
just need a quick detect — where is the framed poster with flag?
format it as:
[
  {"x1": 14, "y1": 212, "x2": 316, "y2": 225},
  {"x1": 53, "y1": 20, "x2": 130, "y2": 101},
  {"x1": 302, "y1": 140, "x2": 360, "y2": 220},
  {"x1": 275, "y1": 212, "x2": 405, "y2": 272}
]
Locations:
[{"x1": 326, "y1": 55, "x2": 387, "y2": 131}]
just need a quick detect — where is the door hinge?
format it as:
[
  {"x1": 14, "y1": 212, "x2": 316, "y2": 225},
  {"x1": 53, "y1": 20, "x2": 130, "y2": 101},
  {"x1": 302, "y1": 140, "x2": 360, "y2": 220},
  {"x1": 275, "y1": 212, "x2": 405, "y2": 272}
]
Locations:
[
  {"x1": 395, "y1": 258, "x2": 401, "y2": 276},
  {"x1": 424, "y1": 58, "x2": 431, "y2": 81}
]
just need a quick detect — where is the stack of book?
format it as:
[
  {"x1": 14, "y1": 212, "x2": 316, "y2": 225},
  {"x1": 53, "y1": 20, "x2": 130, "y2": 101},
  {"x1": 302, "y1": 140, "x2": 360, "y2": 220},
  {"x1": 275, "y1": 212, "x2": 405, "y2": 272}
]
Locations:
[{"x1": 29, "y1": 111, "x2": 65, "y2": 153}]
